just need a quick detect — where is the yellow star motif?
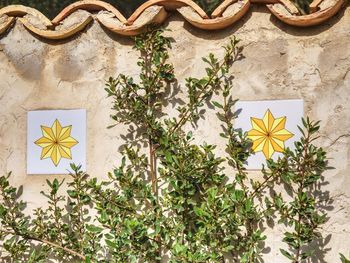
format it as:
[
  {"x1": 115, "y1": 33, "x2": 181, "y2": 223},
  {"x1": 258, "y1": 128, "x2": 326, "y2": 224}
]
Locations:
[
  {"x1": 247, "y1": 109, "x2": 294, "y2": 159},
  {"x1": 34, "y1": 119, "x2": 78, "y2": 166}
]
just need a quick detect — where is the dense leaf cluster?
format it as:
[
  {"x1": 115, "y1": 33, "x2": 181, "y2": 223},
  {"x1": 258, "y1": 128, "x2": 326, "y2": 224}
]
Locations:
[{"x1": 0, "y1": 28, "x2": 345, "y2": 263}]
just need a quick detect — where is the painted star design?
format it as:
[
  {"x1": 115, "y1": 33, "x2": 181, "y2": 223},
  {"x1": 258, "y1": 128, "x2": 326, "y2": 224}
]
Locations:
[
  {"x1": 34, "y1": 119, "x2": 78, "y2": 166},
  {"x1": 247, "y1": 109, "x2": 294, "y2": 159}
]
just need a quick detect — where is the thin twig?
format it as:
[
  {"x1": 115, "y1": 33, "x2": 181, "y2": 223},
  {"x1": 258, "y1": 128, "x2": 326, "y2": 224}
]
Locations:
[{"x1": 0, "y1": 230, "x2": 88, "y2": 261}]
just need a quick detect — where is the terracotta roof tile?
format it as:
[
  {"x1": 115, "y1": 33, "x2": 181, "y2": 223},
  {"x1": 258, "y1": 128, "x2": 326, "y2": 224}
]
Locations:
[{"x1": 0, "y1": 0, "x2": 346, "y2": 39}]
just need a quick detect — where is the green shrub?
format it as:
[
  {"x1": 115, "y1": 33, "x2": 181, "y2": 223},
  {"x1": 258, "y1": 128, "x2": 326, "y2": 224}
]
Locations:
[{"x1": 0, "y1": 28, "x2": 331, "y2": 263}]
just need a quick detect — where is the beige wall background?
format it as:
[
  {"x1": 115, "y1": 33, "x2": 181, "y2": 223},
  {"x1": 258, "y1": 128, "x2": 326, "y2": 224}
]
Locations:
[{"x1": 0, "y1": 5, "x2": 349, "y2": 262}]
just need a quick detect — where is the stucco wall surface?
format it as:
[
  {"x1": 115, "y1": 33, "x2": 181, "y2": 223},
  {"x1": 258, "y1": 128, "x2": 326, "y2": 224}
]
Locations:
[{"x1": 0, "y1": 5, "x2": 349, "y2": 262}]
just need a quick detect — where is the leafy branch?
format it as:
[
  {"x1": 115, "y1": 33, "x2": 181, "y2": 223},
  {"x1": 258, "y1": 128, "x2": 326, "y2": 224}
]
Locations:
[
  {"x1": 273, "y1": 118, "x2": 328, "y2": 263},
  {"x1": 0, "y1": 27, "x2": 334, "y2": 263}
]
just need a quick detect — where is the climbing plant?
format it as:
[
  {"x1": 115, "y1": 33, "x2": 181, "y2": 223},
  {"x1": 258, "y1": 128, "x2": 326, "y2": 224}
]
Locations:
[{"x1": 0, "y1": 28, "x2": 332, "y2": 263}]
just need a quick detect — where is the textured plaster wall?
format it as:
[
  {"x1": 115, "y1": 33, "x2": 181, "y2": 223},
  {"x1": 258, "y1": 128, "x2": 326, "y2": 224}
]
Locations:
[{"x1": 0, "y1": 6, "x2": 349, "y2": 262}]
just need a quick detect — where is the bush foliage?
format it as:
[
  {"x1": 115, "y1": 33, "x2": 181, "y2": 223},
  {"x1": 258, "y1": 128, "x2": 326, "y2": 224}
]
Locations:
[{"x1": 0, "y1": 28, "x2": 342, "y2": 263}]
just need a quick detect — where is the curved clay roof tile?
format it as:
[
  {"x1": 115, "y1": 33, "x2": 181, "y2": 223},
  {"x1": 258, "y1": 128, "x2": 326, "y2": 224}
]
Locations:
[
  {"x1": 0, "y1": 5, "x2": 52, "y2": 27},
  {"x1": 267, "y1": 0, "x2": 345, "y2": 26},
  {"x1": 97, "y1": 5, "x2": 168, "y2": 36},
  {"x1": 0, "y1": 15, "x2": 15, "y2": 35},
  {"x1": 0, "y1": 0, "x2": 346, "y2": 40},
  {"x1": 51, "y1": 0, "x2": 127, "y2": 25}
]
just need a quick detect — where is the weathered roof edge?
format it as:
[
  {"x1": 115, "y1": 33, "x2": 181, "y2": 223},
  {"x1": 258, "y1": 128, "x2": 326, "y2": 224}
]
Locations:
[{"x1": 0, "y1": 0, "x2": 347, "y2": 40}]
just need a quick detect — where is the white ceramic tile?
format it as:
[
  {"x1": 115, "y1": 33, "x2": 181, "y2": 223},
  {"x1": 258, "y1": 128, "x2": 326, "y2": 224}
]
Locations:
[
  {"x1": 235, "y1": 99, "x2": 304, "y2": 170},
  {"x1": 27, "y1": 109, "x2": 86, "y2": 174}
]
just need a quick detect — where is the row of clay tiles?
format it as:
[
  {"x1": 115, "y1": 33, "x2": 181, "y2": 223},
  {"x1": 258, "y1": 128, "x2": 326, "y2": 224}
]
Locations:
[{"x1": 0, "y1": 0, "x2": 347, "y2": 39}]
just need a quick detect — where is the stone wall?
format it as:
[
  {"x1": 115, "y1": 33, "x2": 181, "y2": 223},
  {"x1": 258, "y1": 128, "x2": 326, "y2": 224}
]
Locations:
[{"x1": 0, "y1": 5, "x2": 349, "y2": 262}]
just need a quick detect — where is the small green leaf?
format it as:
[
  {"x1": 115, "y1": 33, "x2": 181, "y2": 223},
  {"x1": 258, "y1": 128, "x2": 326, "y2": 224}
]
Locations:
[
  {"x1": 340, "y1": 253, "x2": 350, "y2": 263},
  {"x1": 67, "y1": 190, "x2": 77, "y2": 198},
  {"x1": 212, "y1": 101, "x2": 223, "y2": 109},
  {"x1": 86, "y1": 224, "x2": 103, "y2": 233},
  {"x1": 280, "y1": 249, "x2": 294, "y2": 260},
  {"x1": 105, "y1": 239, "x2": 117, "y2": 248}
]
